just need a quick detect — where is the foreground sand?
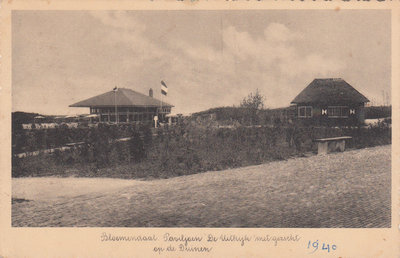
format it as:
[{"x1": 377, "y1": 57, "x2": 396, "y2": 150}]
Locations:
[
  {"x1": 13, "y1": 177, "x2": 145, "y2": 202},
  {"x1": 12, "y1": 145, "x2": 391, "y2": 227}
]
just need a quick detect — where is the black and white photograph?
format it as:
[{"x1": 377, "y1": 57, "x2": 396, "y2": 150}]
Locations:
[{"x1": 10, "y1": 9, "x2": 392, "y2": 230}]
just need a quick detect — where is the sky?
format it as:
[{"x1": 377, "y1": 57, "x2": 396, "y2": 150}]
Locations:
[{"x1": 12, "y1": 10, "x2": 391, "y2": 115}]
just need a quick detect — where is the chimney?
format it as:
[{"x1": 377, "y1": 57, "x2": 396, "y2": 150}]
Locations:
[{"x1": 149, "y1": 88, "x2": 153, "y2": 97}]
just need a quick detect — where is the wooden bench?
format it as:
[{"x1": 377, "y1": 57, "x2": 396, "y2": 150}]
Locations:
[{"x1": 314, "y1": 136, "x2": 352, "y2": 155}]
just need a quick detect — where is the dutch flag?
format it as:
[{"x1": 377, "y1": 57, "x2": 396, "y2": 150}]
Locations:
[{"x1": 161, "y1": 80, "x2": 168, "y2": 96}]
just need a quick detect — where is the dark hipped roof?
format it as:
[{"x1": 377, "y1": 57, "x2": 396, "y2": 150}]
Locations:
[
  {"x1": 291, "y1": 78, "x2": 369, "y2": 105},
  {"x1": 69, "y1": 88, "x2": 173, "y2": 108}
]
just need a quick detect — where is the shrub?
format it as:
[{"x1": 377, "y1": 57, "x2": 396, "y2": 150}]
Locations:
[{"x1": 12, "y1": 122, "x2": 391, "y2": 179}]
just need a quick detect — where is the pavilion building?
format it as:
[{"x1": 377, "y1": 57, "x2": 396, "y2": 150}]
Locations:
[
  {"x1": 69, "y1": 88, "x2": 173, "y2": 123},
  {"x1": 291, "y1": 78, "x2": 369, "y2": 126}
]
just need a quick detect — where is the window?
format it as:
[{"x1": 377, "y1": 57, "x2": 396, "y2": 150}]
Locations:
[
  {"x1": 327, "y1": 106, "x2": 349, "y2": 118},
  {"x1": 298, "y1": 106, "x2": 312, "y2": 118}
]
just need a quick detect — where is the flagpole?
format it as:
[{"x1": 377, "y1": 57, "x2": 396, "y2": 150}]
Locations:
[
  {"x1": 160, "y1": 80, "x2": 168, "y2": 124},
  {"x1": 114, "y1": 86, "x2": 118, "y2": 124}
]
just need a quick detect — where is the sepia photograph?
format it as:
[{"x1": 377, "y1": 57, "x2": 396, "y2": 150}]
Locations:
[{"x1": 11, "y1": 9, "x2": 392, "y2": 229}]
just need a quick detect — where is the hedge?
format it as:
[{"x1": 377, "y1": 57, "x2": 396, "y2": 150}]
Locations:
[{"x1": 12, "y1": 121, "x2": 391, "y2": 179}]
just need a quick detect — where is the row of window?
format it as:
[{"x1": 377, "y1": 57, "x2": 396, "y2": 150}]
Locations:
[
  {"x1": 90, "y1": 107, "x2": 171, "y2": 113},
  {"x1": 298, "y1": 106, "x2": 355, "y2": 118},
  {"x1": 327, "y1": 106, "x2": 350, "y2": 118},
  {"x1": 298, "y1": 106, "x2": 312, "y2": 118},
  {"x1": 157, "y1": 107, "x2": 171, "y2": 113},
  {"x1": 100, "y1": 113, "x2": 158, "y2": 122}
]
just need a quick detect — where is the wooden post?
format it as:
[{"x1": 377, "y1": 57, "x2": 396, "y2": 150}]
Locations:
[
  {"x1": 317, "y1": 141, "x2": 328, "y2": 155},
  {"x1": 338, "y1": 140, "x2": 345, "y2": 152}
]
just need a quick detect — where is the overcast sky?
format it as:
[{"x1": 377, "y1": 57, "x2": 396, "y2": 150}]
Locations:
[{"x1": 12, "y1": 10, "x2": 391, "y2": 115}]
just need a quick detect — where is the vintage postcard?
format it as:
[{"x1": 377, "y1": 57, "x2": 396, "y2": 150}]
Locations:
[{"x1": 0, "y1": 0, "x2": 399, "y2": 257}]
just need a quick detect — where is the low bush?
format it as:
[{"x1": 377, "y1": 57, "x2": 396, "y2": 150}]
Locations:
[
  {"x1": 365, "y1": 106, "x2": 391, "y2": 119},
  {"x1": 12, "y1": 122, "x2": 391, "y2": 179}
]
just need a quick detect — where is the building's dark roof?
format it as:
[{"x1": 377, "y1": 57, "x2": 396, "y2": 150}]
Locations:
[
  {"x1": 291, "y1": 78, "x2": 369, "y2": 105},
  {"x1": 70, "y1": 88, "x2": 173, "y2": 108}
]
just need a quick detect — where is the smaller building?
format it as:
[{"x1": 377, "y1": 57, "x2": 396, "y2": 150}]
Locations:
[
  {"x1": 70, "y1": 88, "x2": 173, "y2": 123},
  {"x1": 291, "y1": 78, "x2": 369, "y2": 126}
]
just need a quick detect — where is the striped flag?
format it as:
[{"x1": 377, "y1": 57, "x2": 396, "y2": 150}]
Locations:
[{"x1": 161, "y1": 80, "x2": 168, "y2": 95}]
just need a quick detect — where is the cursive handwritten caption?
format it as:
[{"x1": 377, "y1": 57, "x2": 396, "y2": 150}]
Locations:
[{"x1": 100, "y1": 232, "x2": 301, "y2": 254}]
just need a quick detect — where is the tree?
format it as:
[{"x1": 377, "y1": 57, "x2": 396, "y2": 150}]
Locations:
[
  {"x1": 240, "y1": 89, "x2": 266, "y2": 125},
  {"x1": 240, "y1": 89, "x2": 265, "y2": 110}
]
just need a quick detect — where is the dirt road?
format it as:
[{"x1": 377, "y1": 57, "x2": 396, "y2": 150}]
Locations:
[{"x1": 12, "y1": 145, "x2": 391, "y2": 227}]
